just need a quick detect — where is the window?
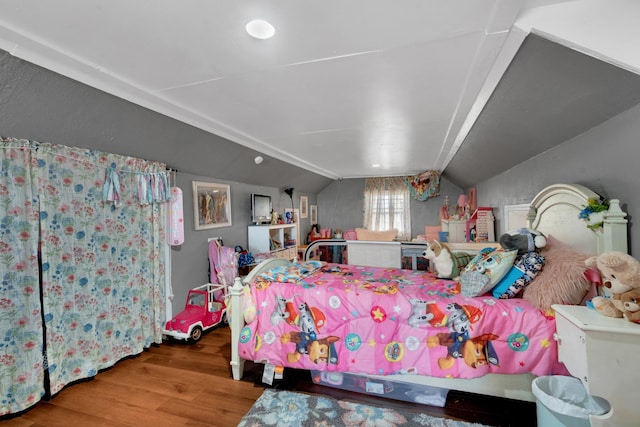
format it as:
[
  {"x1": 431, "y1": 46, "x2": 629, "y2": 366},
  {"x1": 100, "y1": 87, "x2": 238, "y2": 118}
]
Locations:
[{"x1": 363, "y1": 177, "x2": 411, "y2": 241}]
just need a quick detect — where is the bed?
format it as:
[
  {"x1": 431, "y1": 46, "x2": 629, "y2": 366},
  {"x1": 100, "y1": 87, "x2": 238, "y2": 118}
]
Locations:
[{"x1": 229, "y1": 183, "x2": 628, "y2": 402}]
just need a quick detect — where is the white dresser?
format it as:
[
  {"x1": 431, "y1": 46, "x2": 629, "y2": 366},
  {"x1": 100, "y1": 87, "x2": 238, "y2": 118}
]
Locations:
[{"x1": 553, "y1": 304, "x2": 640, "y2": 426}]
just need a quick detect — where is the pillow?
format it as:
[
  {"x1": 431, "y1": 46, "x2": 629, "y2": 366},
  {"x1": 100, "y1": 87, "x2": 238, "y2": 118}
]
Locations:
[
  {"x1": 459, "y1": 248, "x2": 517, "y2": 297},
  {"x1": 343, "y1": 229, "x2": 358, "y2": 240},
  {"x1": 522, "y1": 235, "x2": 591, "y2": 311},
  {"x1": 492, "y1": 251, "x2": 546, "y2": 299},
  {"x1": 355, "y1": 228, "x2": 398, "y2": 241}
]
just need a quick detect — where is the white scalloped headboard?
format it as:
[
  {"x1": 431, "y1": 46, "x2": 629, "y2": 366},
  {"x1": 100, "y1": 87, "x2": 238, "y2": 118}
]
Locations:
[{"x1": 527, "y1": 183, "x2": 628, "y2": 255}]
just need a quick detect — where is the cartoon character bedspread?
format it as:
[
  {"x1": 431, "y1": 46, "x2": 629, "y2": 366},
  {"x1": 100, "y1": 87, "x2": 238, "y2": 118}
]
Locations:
[{"x1": 237, "y1": 261, "x2": 568, "y2": 379}]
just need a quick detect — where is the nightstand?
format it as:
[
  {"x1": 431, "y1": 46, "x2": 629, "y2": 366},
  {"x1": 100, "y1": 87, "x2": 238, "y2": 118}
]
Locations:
[{"x1": 553, "y1": 304, "x2": 640, "y2": 426}]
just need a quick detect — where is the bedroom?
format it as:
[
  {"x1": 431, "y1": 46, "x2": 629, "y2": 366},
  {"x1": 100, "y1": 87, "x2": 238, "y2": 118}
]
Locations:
[{"x1": 1, "y1": 1, "x2": 640, "y2": 426}]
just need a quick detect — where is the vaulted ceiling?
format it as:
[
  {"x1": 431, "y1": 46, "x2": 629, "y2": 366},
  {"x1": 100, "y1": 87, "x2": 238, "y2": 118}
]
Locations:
[{"x1": 0, "y1": 0, "x2": 639, "y2": 191}]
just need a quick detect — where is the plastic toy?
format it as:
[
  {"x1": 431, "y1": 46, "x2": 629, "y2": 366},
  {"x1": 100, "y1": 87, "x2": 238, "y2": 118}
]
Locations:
[{"x1": 163, "y1": 283, "x2": 227, "y2": 342}]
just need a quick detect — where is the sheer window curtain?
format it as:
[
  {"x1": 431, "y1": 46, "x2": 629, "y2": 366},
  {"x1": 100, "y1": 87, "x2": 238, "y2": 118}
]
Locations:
[{"x1": 363, "y1": 177, "x2": 411, "y2": 241}]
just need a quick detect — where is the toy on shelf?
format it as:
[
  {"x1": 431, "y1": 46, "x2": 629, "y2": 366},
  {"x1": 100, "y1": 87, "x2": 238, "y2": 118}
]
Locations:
[
  {"x1": 439, "y1": 196, "x2": 450, "y2": 221},
  {"x1": 162, "y1": 283, "x2": 228, "y2": 342},
  {"x1": 465, "y1": 207, "x2": 494, "y2": 242},
  {"x1": 455, "y1": 194, "x2": 470, "y2": 220}
]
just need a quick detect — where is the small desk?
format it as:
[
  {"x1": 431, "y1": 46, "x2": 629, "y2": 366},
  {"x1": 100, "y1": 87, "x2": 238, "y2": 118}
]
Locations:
[{"x1": 400, "y1": 242, "x2": 428, "y2": 270}]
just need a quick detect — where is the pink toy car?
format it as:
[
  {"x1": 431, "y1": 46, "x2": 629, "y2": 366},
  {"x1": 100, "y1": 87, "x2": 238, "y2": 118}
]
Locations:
[{"x1": 163, "y1": 283, "x2": 227, "y2": 342}]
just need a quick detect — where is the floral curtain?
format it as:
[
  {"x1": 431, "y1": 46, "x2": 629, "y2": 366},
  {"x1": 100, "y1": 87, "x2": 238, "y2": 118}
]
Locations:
[
  {"x1": 0, "y1": 139, "x2": 44, "y2": 416},
  {"x1": 363, "y1": 177, "x2": 411, "y2": 241},
  {"x1": 36, "y1": 142, "x2": 168, "y2": 395},
  {"x1": 0, "y1": 137, "x2": 169, "y2": 415}
]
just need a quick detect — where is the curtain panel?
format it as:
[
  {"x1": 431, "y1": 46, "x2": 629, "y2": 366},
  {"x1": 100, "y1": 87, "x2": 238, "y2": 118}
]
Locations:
[
  {"x1": 0, "y1": 139, "x2": 45, "y2": 416},
  {"x1": 0, "y1": 138, "x2": 169, "y2": 414},
  {"x1": 36, "y1": 143, "x2": 168, "y2": 396}
]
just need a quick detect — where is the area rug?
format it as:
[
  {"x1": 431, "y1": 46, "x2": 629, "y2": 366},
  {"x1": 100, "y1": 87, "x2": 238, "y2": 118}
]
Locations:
[{"x1": 238, "y1": 389, "x2": 490, "y2": 427}]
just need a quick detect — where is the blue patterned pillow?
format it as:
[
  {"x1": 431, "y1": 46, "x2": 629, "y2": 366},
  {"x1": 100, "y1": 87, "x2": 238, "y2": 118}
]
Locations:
[{"x1": 492, "y1": 252, "x2": 546, "y2": 299}]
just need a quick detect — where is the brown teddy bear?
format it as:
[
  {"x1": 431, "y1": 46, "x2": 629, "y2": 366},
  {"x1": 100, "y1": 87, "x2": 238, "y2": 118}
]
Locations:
[
  {"x1": 585, "y1": 251, "x2": 640, "y2": 319},
  {"x1": 621, "y1": 289, "x2": 640, "y2": 323}
]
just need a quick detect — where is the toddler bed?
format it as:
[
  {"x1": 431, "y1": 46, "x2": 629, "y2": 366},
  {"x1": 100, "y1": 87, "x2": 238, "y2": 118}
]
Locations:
[{"x1": 229, "y1": 183, "x2": 628, "y2": 402}]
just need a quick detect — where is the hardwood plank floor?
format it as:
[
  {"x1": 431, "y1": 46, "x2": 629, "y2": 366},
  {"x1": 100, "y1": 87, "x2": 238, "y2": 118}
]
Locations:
[{"x1": 1, "y1": 326, "x2": 536, "y2": 426}]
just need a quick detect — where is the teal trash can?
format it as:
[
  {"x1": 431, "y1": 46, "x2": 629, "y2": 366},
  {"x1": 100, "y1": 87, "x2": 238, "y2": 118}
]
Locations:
[{"x1": 532, "y1": 376, "x2": 610, "y2": 427}]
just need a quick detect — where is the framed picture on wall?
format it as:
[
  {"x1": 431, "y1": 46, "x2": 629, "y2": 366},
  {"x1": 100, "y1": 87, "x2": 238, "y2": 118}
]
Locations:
[
  {"x1": 192, "y1": 181, "x2": 232, "y2": 230},
  {"x1": 310, "y1": 205, "x2": 317, "y2": 224},
  {"x1": 300, "y1": 196, "x2": 308, "y2": 218}
]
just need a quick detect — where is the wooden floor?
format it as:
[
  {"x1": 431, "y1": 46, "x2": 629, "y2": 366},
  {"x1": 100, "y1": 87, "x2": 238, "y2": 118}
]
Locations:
[{"x1": 1, "y1": 326, "x2": 536, "y2": 427}]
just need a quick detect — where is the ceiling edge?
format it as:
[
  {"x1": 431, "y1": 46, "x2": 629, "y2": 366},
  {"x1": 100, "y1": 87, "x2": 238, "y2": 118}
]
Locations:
[{"x1": 0, "y1": 23, "x2": 340, "y2": 180}]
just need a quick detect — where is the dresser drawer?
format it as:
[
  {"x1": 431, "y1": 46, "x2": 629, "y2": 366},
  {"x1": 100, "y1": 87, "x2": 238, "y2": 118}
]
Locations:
[{"x1": 555, "y1": 311, "x2": 589, "y2": 384}]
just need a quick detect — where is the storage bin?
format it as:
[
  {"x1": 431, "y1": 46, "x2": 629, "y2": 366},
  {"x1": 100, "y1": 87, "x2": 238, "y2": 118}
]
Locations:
[
  {"x1": 344, "y1": 229, "x2": 357, "y2": 240},
  {"x1": 311, "y1": 371, "x2": 448, "y2": 407}
]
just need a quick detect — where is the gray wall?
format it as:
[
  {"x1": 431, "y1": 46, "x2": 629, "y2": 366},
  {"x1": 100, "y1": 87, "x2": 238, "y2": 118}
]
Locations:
[
  {"x1": 171, "y1": 173, "x2": 316, "y2": 306},
  {"x1": 317, "y1": 177, "x2": 463, "y2": 238},
  {"x1": 473, "y1": 102, "x2": 640, "y2": 254}
]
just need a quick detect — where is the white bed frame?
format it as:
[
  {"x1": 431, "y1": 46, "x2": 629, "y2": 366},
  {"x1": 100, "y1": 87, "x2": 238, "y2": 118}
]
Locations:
[{"x1": 229, "y1": 183, "x2": 628, "y2": 402}]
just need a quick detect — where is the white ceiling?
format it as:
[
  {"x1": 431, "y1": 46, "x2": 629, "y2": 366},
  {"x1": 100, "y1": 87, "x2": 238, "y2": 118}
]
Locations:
[{"x1": 0, "y1": 0, "x2": 638, "y2": 181}]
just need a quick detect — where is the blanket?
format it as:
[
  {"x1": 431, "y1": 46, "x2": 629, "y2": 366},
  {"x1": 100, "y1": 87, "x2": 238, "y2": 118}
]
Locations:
[{"x1": 239, "y1": 263, "x2": 567, "y2": 380}]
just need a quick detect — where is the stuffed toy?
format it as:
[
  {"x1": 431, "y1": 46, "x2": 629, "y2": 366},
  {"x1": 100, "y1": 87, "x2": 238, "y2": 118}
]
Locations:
[
  {"x1": 499, "y1": 228, "x2": 547, "y2": 254},
  {"x1": 621, "y1": 289, "x2": 640, "y2": 324},
  {"x1": 491, "y1": 228, "x2": 547, "y2": 299},
  {"x1": 422, "y1": 240, "x2": 473, "y2": 279},
  {"x1": 585, "y1": 251, "x2": 640, "y2": 319}
]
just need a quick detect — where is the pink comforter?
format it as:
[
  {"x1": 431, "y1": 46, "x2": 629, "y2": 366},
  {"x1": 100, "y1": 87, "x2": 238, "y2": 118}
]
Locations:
[{"x1": 238, "y1": 262, "x2": 567, "y2": 379}]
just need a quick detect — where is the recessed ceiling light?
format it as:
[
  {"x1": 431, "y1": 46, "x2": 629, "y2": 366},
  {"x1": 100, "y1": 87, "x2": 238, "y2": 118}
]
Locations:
[
  {"x1": 246, "y1": 19, "x2": 275, "y2": 40},
  {"x1": 372, "y1": 164, "x2": 381, "y2": 168}
]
